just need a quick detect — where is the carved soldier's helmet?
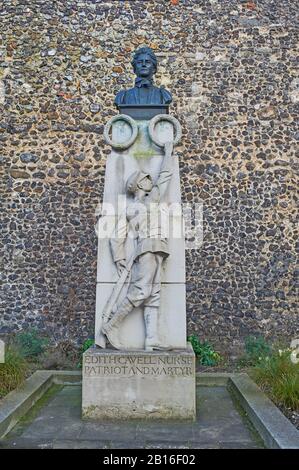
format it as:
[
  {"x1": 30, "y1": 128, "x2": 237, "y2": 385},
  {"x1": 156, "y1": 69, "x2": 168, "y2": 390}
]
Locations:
[{"x1": 126, "y1": 170, "x2": 153, "y2": 195}]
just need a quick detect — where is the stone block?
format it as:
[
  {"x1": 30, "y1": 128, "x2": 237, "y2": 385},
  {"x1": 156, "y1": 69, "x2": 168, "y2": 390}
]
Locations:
[
  {"x1": 95, "y1": 283, "x2": 186, "y2": 350},
  {"x1": 82, "y1": 344, "x2": 196, "y2": 421}
]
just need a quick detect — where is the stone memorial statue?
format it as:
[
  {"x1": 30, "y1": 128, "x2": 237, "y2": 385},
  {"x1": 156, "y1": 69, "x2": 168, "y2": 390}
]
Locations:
[
  {"x1": 114, "y1": 46, "x2": 172, "y2": 106},
  {"x1": 82, "y1": 47, "x2": 196, "y2": 421}
]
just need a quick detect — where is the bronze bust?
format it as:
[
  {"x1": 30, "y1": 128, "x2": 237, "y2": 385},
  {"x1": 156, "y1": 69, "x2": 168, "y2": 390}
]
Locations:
[{"x1": 115, "y1": 47, "x2": 172, "y2": 107}]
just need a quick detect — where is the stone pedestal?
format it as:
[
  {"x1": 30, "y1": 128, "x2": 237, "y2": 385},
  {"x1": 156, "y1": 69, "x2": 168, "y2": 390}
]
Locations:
[{"x1": 82, "y1": 344, "x2": 196, "y2": 421}]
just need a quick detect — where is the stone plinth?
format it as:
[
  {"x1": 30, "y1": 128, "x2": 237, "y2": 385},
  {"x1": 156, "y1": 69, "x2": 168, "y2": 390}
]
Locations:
[{"x1": 82, "y1": 344, "x2": 196, "y2": 421}]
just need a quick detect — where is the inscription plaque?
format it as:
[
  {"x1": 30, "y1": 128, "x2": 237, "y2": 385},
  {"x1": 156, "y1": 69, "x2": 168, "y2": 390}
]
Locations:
[{"x1": 82, "y1": 345, "x2": 196, "y2": 420}]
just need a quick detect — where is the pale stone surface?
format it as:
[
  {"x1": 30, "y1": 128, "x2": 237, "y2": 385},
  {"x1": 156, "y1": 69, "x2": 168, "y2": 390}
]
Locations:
[
  {"x1": 95, "y1": 117, "x2": 186, "y2": 350},
  {"x1": 82, "y1": 344, "x2": 196, "y2": 420},
  {"x1": 87, "y1": 114, "x2": 190, "y2": 418},
  {"x1": 95, "y1": 283, "x2": 186, "y2": 350}
]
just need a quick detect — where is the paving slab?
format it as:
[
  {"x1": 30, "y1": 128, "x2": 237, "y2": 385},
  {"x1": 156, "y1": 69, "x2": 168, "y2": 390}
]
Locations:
[
  {"x1": 0, "y1": 438, "x2": 53, "y2": 449},
  {"x1": 0, "y1": 384, "x2": 263, "y2": 449},
  {"x1": 79, "y1": 422, "x2": 138, "y2": 441}
]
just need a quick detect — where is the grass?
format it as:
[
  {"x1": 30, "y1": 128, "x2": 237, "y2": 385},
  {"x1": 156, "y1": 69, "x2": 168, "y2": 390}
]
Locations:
[
  {"x1": 14, "y1": 329, "x2": 48, "y2": 359},
  {"x1": 249, "y1": 350, "x2": 299, "y2": 411},
  {"x1": 237, "y1": 335, "x2": 272, "y2": 367},
  {"x1": 0, "y1": 347, "x2": 28, "y2": 399},
  {"x1": 0, "y1": 331, "x2": 83, "y2": 399}
]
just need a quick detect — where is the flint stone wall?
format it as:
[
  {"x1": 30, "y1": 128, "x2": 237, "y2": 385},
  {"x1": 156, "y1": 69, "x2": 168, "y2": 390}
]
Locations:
[{"x1": 0, "y1": 0, "x2": 298, "y2": 354}]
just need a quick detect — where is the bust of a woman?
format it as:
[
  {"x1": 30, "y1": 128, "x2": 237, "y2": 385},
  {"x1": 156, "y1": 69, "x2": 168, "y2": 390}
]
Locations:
[{"x1": 114, "y1": 47, "x2": 172, "y2": 107}]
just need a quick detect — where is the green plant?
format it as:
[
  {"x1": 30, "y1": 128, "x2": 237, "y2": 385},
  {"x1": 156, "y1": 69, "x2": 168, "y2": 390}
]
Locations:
[
  {"x1": 243, "y1": 335, "x2": 272, "y2": 366},
  {"x1": 14, "y1": 329, "x2": 48, "y2": 359},
  {"x1": 0, "y1": 346, "x2": 28, "y2": 398},
  {"x1": 39, "y1": 339, "x2": 80, "y2": 371},
  {"x1": 250, "y1": 350, "x2": 299, "y2": 411},
  {"x1": 82, "y1": 338, "x2": 94, "y2": 353},
  {"x1": 77, "y1": 338, "x2": 94, "y2": 369},
  {"x1": 188, "y1": 335, "x2": 221, "y2": 366},
  {"x1": 41, "y1": 351, "x2": 77, "y2": 370}
]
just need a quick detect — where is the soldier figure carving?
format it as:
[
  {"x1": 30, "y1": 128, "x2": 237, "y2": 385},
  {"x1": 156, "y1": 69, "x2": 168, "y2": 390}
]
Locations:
[{"x1": 102, "y1": 142, "x2": 174, "y2": 350}]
